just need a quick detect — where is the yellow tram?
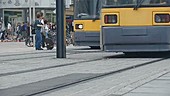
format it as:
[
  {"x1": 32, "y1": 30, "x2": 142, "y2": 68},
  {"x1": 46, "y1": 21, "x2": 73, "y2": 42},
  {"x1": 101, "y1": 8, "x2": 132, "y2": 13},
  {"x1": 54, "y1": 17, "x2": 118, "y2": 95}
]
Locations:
[
  {"x1": 73, "y1": 0, "x2": 104, "y2": 48},
  {"x1": 101, "y1": 0, "x2": 170, "y2": 52}
]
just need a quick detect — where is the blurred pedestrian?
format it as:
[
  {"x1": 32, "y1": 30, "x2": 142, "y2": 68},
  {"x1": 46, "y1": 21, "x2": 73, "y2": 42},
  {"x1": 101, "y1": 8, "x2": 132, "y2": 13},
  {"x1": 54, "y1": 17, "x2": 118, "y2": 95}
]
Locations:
[
  {"x1": 21, "y1": 22, "x2": 27, "y2": 42},
  {"x1": 44, "y1": 20, "x2": 49, "y2": 38},
  {"x1": 7, "y1": 22, "x2": 12, "y2": 40},
  {"x1": 0, "y1": 22, "x2": 6, "y2": 42},
  {"x1": 0, "y1": 22, "x2": 3, "y2": 41},
  {"x1": 16, "y1": 22, "x2": 22, "y2": 41},
  {"x1": 25, "y1": 22, "x2": 32, "y2": 46},
  {"x1": 40, "y1": 12, "x2": 46, "y2": 48},
  {"x1": 43, "y1": 20, "x2": 54, "y2": 50},
  {"x1": 34, "y1": 12, "x2": 44, "y2": 50}
]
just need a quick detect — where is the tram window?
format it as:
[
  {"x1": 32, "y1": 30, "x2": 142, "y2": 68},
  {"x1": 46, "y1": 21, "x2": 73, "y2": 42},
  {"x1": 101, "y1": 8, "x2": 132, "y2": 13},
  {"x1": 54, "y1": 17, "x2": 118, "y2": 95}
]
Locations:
[
  {"x1": 150, "y1": 0, "x2": 170, "y2": 4},
  {"x1": 150, "y1": 0, "x2": 159, "y2": 4},
  {"x1": 106, "y1": 0, "x2": 116, "y2": 5},
  {"x1": 106, "y1": 0, "x2": 136, "y2": 5},
  {"x1": 155, "y1": 14, "x2": 170, "y2": 23},
  {"x1": 120, "y1": 0, "x2": 134, "y2": 4},
  {"x1": 75, "y1": 0, "x2": 94, "y2": 19}
]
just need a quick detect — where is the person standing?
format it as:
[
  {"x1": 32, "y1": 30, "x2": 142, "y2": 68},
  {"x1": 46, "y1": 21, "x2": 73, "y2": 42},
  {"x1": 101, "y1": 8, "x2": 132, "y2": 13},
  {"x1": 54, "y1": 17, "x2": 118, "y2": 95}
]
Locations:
[
  {"x1": 25, "y1": 22, "x2": 32, "y2": 46},
  {"x1": 44, "y1": 20, "x2": 49, "y2": 38},
  {"x1": 0, "y1": 21, "x2": 5, "y2": 42},
  {"x1": 43, "y1": 20, "x2": 54, "y2": 50},
  {"x1": 7, "y1": 22, "x2": 12, "y2": 40},
  {"x1": 0, "y1": 22, "x2": 3, "y2": 41},
  {"x1": 16, "y1": 22, "x2": 21, "y2": 41},
  {"x1": 34, "y1": 13, "x2": 44, "y2": 50},
  {"x1": 21, "y1": 22, "x2": 28, "y2": 44},
  {"x1": 39, "y1": 12, "x2": 46, "y2": 48}
]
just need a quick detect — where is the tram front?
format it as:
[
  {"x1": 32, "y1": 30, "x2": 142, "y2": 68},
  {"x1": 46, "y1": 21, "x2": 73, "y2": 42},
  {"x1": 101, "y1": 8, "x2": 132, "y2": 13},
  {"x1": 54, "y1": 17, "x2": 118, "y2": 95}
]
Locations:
[
  {"x1": 101, "y1": 0, "x2": 170, "y2": 52},
  {"x1": 73, "y1": 0, "x2": 103, "y2": 48}
]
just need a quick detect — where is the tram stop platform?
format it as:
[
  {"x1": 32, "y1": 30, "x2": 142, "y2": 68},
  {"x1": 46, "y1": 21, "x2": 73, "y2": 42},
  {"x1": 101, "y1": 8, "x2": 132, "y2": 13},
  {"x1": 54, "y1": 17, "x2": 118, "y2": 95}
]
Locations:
[{"x1": 0, "y1": 42, "x2": 170, "y2": 96}]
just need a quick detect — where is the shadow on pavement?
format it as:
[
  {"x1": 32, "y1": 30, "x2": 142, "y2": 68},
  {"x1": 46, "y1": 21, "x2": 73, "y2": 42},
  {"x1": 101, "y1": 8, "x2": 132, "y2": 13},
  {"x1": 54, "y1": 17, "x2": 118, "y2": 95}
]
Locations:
[{"x1": 105, "y1": 52, "x2": 170, "y2": 58}]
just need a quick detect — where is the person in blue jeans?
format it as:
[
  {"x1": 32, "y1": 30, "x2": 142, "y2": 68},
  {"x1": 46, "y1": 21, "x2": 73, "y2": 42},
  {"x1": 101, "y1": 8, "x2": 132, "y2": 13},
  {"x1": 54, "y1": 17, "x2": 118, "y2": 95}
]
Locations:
[{"x1": 34, "y1": 13, "x2": 44, "y2": 50}]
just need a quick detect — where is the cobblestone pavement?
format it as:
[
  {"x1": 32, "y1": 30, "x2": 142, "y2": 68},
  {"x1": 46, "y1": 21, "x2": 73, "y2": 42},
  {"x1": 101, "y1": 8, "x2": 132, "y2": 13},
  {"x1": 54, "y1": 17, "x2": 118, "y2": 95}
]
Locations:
[
  {"x1": 0, "y1": 42, "x2": 170, "y2": 96},
  {"x1": 0, "y1": 42, "x2": 34, "y2": 54},
  {"x1": 124, "y1": 72, "x2": 170, "y2": 96}
]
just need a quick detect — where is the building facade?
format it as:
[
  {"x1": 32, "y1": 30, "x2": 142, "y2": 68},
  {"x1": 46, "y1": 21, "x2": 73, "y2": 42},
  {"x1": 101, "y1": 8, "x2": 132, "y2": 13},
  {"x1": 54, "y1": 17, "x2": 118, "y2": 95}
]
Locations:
[{"x1": 0, "y1": 0, "x2": 73, "y2": 27}]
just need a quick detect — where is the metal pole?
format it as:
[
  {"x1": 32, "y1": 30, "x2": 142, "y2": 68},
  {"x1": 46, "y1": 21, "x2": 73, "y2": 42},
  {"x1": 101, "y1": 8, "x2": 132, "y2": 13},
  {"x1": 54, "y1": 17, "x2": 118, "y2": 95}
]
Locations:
[
  {"x1": 56, "y1": 0, "x2": 66, "y2": 58},
  {"x1": 32, "y1": 0, "x2": 36, "y2": 47},
  {"x1": 29, "y1": 0, "x2": 32, "y2": 36},
  {"x1": 33, "y1": 0, "x2": 35, "y2": 21}
]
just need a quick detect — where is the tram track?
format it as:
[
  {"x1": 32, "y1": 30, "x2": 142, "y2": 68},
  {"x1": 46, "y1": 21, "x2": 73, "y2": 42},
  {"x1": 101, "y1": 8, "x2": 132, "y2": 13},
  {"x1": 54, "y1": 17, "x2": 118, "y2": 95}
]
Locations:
[
  {"x1": 0, "y1": 51, "x2": 55, "y2": 57},
  {"x1": 0, "y1": 49, "x2": 102, "y2": 62},
  {"x1": 0, "y1": 54, "x2": 169, "y2": 96},
  {"x1": 0, "y1": 55, "x2": 54, "y2": 62},
  {"x1": 0, "y1": 49, "x2": 104, "y2": 77},
  {"x1": 0, "y1": 48, "x2": 100, "y2": 58},
  {"x1": 0, "y1": 52, "x2": 168, "y2": 77},
  {"x1": 26, "y1": 56, "x2": 170, "y2": 96},
  {"x1": 0, "y1": 57, "x2": 104, "y2": 77}
]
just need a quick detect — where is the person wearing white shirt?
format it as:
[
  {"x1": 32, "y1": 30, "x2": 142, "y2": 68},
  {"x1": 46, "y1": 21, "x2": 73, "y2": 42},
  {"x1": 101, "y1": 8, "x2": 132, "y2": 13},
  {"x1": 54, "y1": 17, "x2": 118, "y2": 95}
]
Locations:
[
  {"x1": 0, "y1": 22, "x2": 3, "y2": 40},
  {"x1": 44, "y1": 20, "x2": 49, "y2": 38},
  {"x1": 7, "y1": 22, "x2": 12, "y2": 40}
]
